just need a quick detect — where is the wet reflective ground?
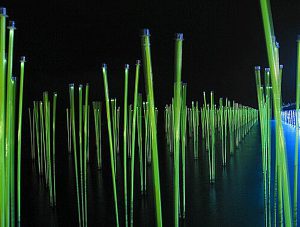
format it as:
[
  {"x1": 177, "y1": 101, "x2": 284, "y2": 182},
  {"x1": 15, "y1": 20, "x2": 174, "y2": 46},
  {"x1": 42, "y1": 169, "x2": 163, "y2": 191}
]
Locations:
[{"x1": 21, "y1": 121, "x2": 265, "y2": 226}]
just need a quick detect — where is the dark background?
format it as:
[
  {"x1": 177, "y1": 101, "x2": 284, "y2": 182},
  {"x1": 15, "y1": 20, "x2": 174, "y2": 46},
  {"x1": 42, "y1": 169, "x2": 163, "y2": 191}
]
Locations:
[{"x1": 2, "y1": 0, "x2": 300, "y2": 109}]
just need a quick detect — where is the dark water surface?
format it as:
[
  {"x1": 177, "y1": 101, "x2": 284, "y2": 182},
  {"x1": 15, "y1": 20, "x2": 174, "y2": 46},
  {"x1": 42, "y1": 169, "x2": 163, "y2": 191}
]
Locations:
[{"x1": 21, "y1": 120, "x2": 265, "y2": 227}]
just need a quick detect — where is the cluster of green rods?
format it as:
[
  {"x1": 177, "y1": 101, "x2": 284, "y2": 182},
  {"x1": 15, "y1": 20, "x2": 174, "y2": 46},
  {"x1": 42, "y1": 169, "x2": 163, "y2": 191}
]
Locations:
[
  {"x1": 27, "y1": 66, "x2": 158, "y2": 227},
  {"x1": 0, "y1": 7, "x2": 26, "y2": 226},
  {"x1": 68, "y1": 99, "x2": 122, "y2": 171},
  {"x1": 28, "y1": 92, "x2": 58, "y2": 207},
  {"x1": 99, "y1": 48, "x2": 162, "y2": 227},
  {"x1": 255, "y1": 66, "x2": 273, "y2": 227},
  {"x1": 66, "y1": 100, "x2": 92, "y2": 164},
  {"x1": 67, "y1": 84, "x2": 90, "y2": 227},
  {"x1": 52, "y1": 30, "x2": 182, "y2": 227},
  {"x1": 255, "y1": 0, "x2": 300, "y2": 226},
  {"x1": 165, "y1": 88, "x2": 258, "y2": 219},
  {"x1": 96, "y1": 37, "x2": 161, "y2": 227},
  {"x1": 281, "y1": 109, "x2": 298, "y2": 126},
  {"x1": 24, "y1": 29, "x2": 259, "y2": 227}
]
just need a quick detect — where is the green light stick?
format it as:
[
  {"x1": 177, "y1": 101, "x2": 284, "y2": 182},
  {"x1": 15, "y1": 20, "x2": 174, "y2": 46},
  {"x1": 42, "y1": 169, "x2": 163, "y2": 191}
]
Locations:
[
  {"x1": 5, "y1": 20, "x2": 15, "y2": 226},
  {"x1": 83, "y1": 84, "x2": 89, "y2": 226},
  {"x1": 0, "y1": 8, "x2": 6, "y2": 225},
  {"x1": 52, "y1": 92, "x2": 57, "y2": 206},
  {"x1": 102, "y1": 64, "x2": 119, "y2": 226},
  {"x1": 140, "y1": 28, "x2": 163, "y2": 227},
  {"x1": 17, "y1": 56, "x2": 25, "y2": 222},
  {"x1": 123, "y1": 64, "x2": 129, "y2": 227},
  {"x1": 69, "y1": 84, "x2": 82, "y2": 226},
  {"x1": 181, "y1": 83, "x2": 187, "y2": 218},
  {"x1": 173, "y1": 33, "x2": 183, "y2": 227},
  {"x1": 130, "y1": 60, "x2": 140, "y2": 227},
  {"x1": 10, "y1": 77, "x2": 16, "y2": 227}
]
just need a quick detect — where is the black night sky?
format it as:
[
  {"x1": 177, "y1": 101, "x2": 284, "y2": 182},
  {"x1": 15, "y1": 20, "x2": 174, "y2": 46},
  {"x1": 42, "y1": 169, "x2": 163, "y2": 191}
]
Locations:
[{"x1": 3, "y1": 0, "x2": 300, "y2": 109}]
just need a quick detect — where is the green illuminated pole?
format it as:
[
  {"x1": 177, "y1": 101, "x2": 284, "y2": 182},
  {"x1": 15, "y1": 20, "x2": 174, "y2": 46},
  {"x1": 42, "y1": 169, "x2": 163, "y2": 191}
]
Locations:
[
  {"x1": 210, "y1": 92, "x2": 215, "y2": 183},
  {"x1": 17, "y1": 56, "x2": 25, "y2": 222},
  {"x1": 40, "y1": 103, "x2": 44, "y2": 176},
  {"x1": 117, "y1": 106, "x2": 120, "y2": 155},
  {"x1": 143, "y1": 102, "x2": 148, "y2": 190},
  {"x1": 29, "y1": 108, "x2": 34, "y2": 160},
  {"x1": 165, "y1": 106, "x2": 169, "y2": 149},
  {"x1": 98, "y1": 103, "x2": 102, "y2": 169},
  {"x1": 130, "y1": 60, "x2": 140, "y2": 227},
  {"x1": 123, "y1": 64, "x2": 129, "y2": 227},
  {"x1": 219, "y1": 98, "x2": 225, "y2": 166},
  {"x1": 224, "y1": 98, "x2": 228, "y2": 165},
  {"x1": 41, "y1": 101, "x2": 45, "y2": 177},
  {"x1": 173, "y1": 33, "x2": 183, "y2": 227},
  {"x1": 40, "y1": 101, "x2": 48, "y2": 179},
  {"x1": 10, "y1": 77, "x2": 16, "y2": 227},
  {"x1": 93, "y1": 102, "x2": 102, "y2": 170},
  {"x1": 69, "y1": 84, "x2": 82, "y2": 226},
  {"x1": 93, "y1": 103, "x2": 98, "y2": 167},
  {"x1": 231, "y1": 102, "x2": 235, "y2": 156},
  {"x1": 40, "y1": 101, "x2": 46, "y2": 177},
  {"x1": 192, "y1": 102, "x2": 197, "y2": 158},
  {"x1": 52, "y1": 92, "x2": 57, "y2": 206},
  {"x1": 0, "y1": 8, "x2": 6, "y2": 225},
  {"x1": 102, "y1": 64, "x2": 119, "y2": 227},
  {"x1": 168, "y1": 105, "x2": 171, "y2": 151},
  {"x1": 279, "y1": 65, "x2": 283, "y2": 107},
  {"x1": 171, "y1": 101, "x2": 174, "y2": 154},
  {"x1": 70, "y1": 108, "x2": 72, "y2": 154},
  {"x1": 196, "y1": 102, "x2": 199, "y2": 157},
  {"x1": 265, "y1": 69, "x2": 272, "y2": 227},
  {"x1": 66, "y1": 108, "x2": 69, "y2": 153},
  {"x1": 111, "y1": 99, "x2": 117, "y2": 174},
  {"x1": 5, "y1": 20, "x2": 15, "y2": 227},
  {"x1": 32, "y1": 107, "x2": 36, "y2": 160},
  {"x1": 188, "y1": 108, "x2": 192, "y2": 138},
  {"x1": 137, "y1": 94, "x2": 144, "y2": 193},
  {"x1": 147, "y1": 104, "x2": 152, "y2": 163},
  {"x1": 78, "y1": 85, "x2": 85, "y2": 225},
  {"x1": 140, "y1": 29, "x2": 163, "y2": 227},
  {"x1": 202, "y1": 107, "x2": 205, "y2": 150},
  {"x1": 203, "y1": 92, "x2": 210, "y2": 153},
  {"x1": 44, "y1": 92, "x2": 53, "y2": 206},
  {"x1": 128, "y1": 105, "x2": 132, "y2": 158},
  {"x1": 87, "y1": 105, "x2": 90, "y2": 163},
  {"x1": 30, "y1": 110, "x2": 35, "y2": 163},
  {"x1": 83, "y1": 84, "x2": 89, "y2": 226},
  {"x1": 34, "y1": 102, "x2": 41, "y2": 175},
  {"x1": 114, "y1": 100, "x2": 117, "y2": 158}
]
